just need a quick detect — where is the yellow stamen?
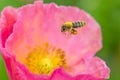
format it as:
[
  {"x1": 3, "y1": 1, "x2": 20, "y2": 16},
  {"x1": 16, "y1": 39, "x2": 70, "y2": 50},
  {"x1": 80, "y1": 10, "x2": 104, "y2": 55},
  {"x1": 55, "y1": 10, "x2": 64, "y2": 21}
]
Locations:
[{"x1": 25, "y1": 43, "x2": 69, "y2": 75}]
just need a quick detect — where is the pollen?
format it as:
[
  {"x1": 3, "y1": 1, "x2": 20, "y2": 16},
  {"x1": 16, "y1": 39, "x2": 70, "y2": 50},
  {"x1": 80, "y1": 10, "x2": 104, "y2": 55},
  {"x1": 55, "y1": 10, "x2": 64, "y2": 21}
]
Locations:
[{"x1": 25, "y1": 43, "x2": 69, "y2": 75}]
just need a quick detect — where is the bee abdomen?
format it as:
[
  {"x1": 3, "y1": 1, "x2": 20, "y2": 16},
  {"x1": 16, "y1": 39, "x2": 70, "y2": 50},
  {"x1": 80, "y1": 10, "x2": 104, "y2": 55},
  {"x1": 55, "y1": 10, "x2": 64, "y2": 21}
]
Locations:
[{"x1": 73, "y1": 21, "x2": 86, "y2": 28}]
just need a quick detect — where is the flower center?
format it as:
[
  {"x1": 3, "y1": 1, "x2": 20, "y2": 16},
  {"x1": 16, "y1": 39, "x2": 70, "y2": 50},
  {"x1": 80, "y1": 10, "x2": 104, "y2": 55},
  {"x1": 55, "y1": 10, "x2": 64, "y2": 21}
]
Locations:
[{"x1": 25, "y1": 43, "x2": 69, "y2": 75}]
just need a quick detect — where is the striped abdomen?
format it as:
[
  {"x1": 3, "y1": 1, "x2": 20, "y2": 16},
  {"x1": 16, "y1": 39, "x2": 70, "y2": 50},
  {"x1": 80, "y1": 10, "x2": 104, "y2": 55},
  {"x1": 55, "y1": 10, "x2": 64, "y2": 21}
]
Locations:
[{"x1": 72, "y1": 21, "x2": 86, "y2": 28}]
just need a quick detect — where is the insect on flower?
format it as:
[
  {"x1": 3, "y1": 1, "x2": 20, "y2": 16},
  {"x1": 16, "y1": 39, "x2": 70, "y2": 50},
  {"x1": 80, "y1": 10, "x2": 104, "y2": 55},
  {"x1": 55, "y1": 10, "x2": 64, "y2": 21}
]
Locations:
[
  {"x1": 61, "y1": 21, "x2": 86, "y2": 35},
  {"x1": 0, "y1": 1, "x2": 110, "y2": 80}
]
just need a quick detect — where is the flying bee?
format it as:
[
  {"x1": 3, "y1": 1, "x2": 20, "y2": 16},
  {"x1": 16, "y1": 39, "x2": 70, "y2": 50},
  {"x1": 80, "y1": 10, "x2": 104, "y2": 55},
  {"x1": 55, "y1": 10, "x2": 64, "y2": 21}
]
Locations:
[{"x1": 61, "y1": 21, "x2": 86, "y2": 35}]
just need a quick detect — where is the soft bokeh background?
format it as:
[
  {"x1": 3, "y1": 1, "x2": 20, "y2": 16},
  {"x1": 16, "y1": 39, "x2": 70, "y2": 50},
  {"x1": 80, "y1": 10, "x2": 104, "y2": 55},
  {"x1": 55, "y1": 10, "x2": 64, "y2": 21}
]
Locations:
[{"x1": 0, "y1": 0, "x2": 120, "y2": 80}]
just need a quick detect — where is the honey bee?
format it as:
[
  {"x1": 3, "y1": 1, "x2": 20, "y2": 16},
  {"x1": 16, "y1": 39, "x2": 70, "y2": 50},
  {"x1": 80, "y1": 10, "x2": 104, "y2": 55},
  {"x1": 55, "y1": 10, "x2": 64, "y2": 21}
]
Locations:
[{"x1": 61, "y1": 21, "x2": 86, "y2": 35}]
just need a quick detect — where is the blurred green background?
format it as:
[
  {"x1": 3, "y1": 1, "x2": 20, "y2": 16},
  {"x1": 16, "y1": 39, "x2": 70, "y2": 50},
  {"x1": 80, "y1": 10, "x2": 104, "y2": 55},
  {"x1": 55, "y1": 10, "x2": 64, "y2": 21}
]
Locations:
[{"x1": 0, "y1": 0, "x2": 120, "y2": 80}]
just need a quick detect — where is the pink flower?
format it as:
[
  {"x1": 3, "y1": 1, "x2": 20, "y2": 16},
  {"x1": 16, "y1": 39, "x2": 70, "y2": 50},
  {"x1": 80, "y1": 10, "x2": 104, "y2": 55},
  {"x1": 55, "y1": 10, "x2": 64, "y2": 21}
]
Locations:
[{"x1": 0, "y1": 1, "x2": 110, "y2": 80}]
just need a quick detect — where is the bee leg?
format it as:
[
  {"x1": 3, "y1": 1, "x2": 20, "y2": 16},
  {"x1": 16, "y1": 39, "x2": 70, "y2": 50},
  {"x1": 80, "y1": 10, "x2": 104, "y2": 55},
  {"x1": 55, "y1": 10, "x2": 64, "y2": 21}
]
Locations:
[
  {"x1": 67, "y1": 27, "x2": 73, "y2": 37},
  {"x1": 63, "y1": 32, "x2": 67, "y2": 36},
  {"x1": 69, "y1": 27, "x2": 73, "y2": 34},
  {"x1": 66, "y1": 29, "x2": 74, "y2": 38}
]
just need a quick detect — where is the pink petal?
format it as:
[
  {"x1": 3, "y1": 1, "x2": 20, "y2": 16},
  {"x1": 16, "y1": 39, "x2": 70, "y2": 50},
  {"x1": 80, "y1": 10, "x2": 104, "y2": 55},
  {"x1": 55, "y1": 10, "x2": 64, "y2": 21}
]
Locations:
[
  {"x1": 0, "y1": 48, "x2": 49, "y2": 80},
  {"x1": 75, "y1": 74, "x2": 103, "y2": 80},
  {"x1": 86, "y1": 57, "x2": 110, "y2": 79},
  {"x1": 0, "y1": 7, "x2": 17, "y2": 47},
  {"x1": 50, "y1": 68, "x2": 74, "y2": 80},
  {"x1": 4, "y1": 1, "x2": 102, "y2": 64},
  {"x1": 5, "y1": 2, "x2": 44, "y2": 62},
  {"x1": 50, "y1": 68, "x2": 103, "y2": 80},
  {"x1": 71, "y1": 57, "x2": 110, "y2": 79},
  {"x1": 0, "y1": 1, "x2": 110, "y2": 80},
  {"x1": 43, "y1": 3, "x2": 102, "y2": 65},
  {"x1": 0, "y1": 48, "x2": 27, "y2": 80}
]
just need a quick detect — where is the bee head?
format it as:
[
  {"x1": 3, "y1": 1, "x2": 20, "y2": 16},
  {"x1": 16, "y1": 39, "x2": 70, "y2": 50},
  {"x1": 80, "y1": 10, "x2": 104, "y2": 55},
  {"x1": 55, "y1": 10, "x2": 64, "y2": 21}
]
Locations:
[
  {"x1": 61, "y1": 25, "x2": 66, "y2": 32},
  {"x1": 61, "y1": 22, "x2": 73, "y2": 32}
]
